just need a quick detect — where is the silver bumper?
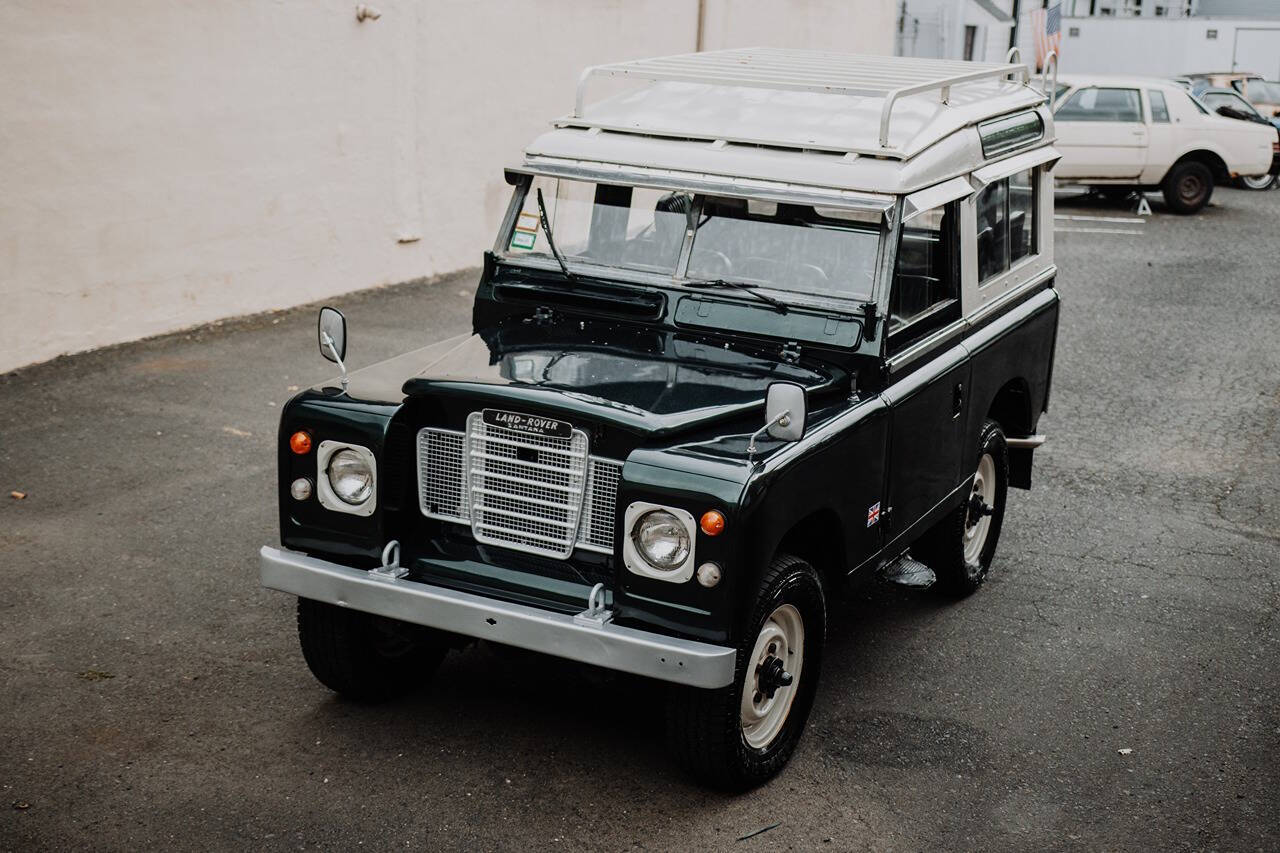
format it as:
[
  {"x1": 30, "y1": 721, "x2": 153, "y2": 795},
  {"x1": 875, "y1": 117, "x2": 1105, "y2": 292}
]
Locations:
[{"x1": 259, "y1": 546, "x2": 736, "y2": 689}]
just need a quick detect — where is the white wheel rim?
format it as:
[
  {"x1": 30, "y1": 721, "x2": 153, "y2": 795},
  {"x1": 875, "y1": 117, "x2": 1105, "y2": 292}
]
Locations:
[
  {"x1": 1242, "y1": 174, "x2": 1274, "y2": 190},
  {"x1": 963, "y1": 452, "x2": 996, "y2": 565},
  {"x1": 739, "y1": 603, "x2": 804, "y2": 750}
]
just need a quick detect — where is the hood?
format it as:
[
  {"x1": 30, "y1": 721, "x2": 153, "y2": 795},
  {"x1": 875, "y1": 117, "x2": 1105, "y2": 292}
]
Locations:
[{"x1": 338, "y1": 319, "x2": 845, "y2": 438}]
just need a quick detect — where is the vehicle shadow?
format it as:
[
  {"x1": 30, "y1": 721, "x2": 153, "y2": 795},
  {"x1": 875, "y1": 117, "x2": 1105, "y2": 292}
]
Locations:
[{"x1": 291, "y1": 580, "x2": 957, "y2": 795}]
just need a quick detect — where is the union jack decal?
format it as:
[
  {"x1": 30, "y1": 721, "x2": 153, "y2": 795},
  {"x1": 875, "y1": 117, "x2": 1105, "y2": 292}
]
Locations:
[{"x1": 867, "y1": 502, "x2": 881, "y2": 527}]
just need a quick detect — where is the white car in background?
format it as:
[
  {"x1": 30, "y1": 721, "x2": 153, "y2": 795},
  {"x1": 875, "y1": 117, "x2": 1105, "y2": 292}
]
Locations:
[{"x1": 1052, "y1": 74, "x2": 1276, "y2": 213}]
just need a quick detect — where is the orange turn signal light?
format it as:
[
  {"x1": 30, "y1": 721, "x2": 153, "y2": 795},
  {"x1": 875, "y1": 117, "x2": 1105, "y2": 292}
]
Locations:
[
  {"x1": 289, "y1": 431, "x2": 313, "y2": 455},
  {"x1": 700, "y1": 510, "x2": 726, "y2": 536}
]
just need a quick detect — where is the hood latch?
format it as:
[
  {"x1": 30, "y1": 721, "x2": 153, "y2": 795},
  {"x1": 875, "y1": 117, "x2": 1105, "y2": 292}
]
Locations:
[{"x1": 780, "y1": 341, "x2": 802, "y2": 364}]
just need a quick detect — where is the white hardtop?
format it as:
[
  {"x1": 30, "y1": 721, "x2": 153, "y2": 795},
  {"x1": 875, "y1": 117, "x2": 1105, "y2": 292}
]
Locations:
[{"x1": 522, "y1": 48, "x2": 1055, "y2": 198}]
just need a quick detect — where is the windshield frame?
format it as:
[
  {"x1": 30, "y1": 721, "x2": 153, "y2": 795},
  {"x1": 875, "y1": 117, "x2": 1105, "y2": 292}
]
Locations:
[{"x1": 496, "y1": 173, "x2": 894, "y2": 312}]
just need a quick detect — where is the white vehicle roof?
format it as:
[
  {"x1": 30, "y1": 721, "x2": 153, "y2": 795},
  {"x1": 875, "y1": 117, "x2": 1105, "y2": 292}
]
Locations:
[
  {"x1": 521, "y1": 48, "x2": 1056, "y2": 198},
  {"x1": 1056, "y1": 74, "x2": 1189, "y2": 91}
]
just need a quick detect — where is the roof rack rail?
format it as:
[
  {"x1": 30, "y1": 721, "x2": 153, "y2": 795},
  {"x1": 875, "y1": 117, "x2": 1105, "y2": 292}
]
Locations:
[{"x1": 574, "y1": 48, "x2": 1032, "y2": 151}]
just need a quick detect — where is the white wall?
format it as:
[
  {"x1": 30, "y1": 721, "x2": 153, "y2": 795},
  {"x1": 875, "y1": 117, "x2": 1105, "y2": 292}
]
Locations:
[
  {"x1": 1016, "y1": 15, "x2": 1280, "y2": 76},
  {"x1": 0, "y1": 1, "x2": 895, "y2": 374}
]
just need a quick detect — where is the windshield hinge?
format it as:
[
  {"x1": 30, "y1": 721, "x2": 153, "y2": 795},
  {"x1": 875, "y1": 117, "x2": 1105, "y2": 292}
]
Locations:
[
  {"x1": 780, "y1": 341, "x2": 802, "y2": 364},
  {"x1": 861, "y1": 302, "x2": 878, "y2": 342}
]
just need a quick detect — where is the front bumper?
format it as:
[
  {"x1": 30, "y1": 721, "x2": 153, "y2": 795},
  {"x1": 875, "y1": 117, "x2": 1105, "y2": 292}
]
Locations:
[{"x1": 259, "y1": 546, "x2": 737, "y2": 689}]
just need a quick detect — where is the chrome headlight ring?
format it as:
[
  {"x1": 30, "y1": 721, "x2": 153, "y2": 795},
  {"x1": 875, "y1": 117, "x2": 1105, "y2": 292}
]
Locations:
[
  {"x1": 623, "y1": 502, "x2": 697, "y2": 583},
  {"x1": 315, "y1": 440, "x2": 377, "y2": 516}
]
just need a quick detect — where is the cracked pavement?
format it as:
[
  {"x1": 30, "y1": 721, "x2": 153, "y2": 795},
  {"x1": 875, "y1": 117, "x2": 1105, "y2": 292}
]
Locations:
[{"x1": 1, "y1": 188, "x2": 1277, "y2": 850}]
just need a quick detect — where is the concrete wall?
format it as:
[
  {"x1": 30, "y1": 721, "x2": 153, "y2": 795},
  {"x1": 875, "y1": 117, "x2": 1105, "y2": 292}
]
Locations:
[{"x1": 0, "y1": 1, "x2": 895, "y2": 374}]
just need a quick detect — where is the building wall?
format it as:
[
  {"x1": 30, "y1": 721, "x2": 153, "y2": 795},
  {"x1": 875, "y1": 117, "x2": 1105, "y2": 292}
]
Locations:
[
  {"x1": 0, "y1": 1, "x2": 895, "y2": 374},
  {"x1": 1021, "y1": 15, "x2": 1280, "y2": 76}
]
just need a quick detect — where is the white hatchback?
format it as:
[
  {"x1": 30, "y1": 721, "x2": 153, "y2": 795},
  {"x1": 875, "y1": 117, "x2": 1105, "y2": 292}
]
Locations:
[{"x1": 1053, "y1": 74, "x2": 1276, "y2": 213}]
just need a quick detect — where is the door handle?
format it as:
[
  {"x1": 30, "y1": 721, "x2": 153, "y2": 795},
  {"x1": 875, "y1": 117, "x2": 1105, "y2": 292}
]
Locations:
[{"x1": 952, "y1": 383, "x2": 964, "y2": 418}]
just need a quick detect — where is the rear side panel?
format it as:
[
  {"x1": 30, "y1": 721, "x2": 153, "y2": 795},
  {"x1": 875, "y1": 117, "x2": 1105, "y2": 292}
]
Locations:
[{"x1": 962, "y1": 285, "x2": 1060, "y2": 459}]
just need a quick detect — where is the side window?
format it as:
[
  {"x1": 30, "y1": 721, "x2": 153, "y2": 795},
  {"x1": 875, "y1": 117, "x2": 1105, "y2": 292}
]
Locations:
[
  {"x1": 1055, "y1": 87, "x2": 1142, "y2": 122},
  {"x1": 977, "y1": 168, "x2": 1037, "y2": 285},
  {"x1": 889, "y1": 203, "x2": 959, "y2": 340},
  {"x1": 1149, "y1": 90, "x2": 1170, "y2": 122}
]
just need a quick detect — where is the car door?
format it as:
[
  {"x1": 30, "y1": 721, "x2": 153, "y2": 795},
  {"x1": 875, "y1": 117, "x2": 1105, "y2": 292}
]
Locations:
[
  {"x1": 881, "y1": 199, "x2": 969, "y2": 547},
  {"x1": 1053, "y1": 86, "x2": 1149, "y2": 179}
]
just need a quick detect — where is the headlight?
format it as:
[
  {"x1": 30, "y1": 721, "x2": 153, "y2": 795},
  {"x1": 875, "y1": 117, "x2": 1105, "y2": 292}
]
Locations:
[
  {"x1": 631, "y1": 509, "x2": 691, "y2": 571},
  {"x1": 327, "y1": 448, "x2": 373, "y2": 505}
]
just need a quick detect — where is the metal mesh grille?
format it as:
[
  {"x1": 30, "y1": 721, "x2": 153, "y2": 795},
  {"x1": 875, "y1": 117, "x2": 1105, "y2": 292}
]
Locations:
[
  {"x1": 418, "y1": 429, "x2": 468, "y2": 521},
  {"x1": 467, "y1": 412, "x2": 588, "y2": 559},
  {"x1": 578, "y1": 459, "x2": 621, "y2": 554},
  {"x1": 417, "y1": 421, "x2": 621, "y2": 557}
]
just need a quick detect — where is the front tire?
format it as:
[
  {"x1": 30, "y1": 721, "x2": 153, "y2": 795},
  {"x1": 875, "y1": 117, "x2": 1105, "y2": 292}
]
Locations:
[
  {"x1": 297, "y1": 598, "x2": 448, "y2": 701},
  {"x1": 1238, "y1": 173, "x2": 1276, "y2": 191},
  {"x1": 1161, "y1": 161, "x2": 1214, "y2": 214},
  {"x1": 666, "y1": 555, "x2": 826, "y2": 790},
  {"x1": 915, "y1": 419, "x2": 1009, "y2": 597}
]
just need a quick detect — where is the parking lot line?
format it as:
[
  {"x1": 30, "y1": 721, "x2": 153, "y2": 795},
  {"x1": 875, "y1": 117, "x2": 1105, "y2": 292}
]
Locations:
[
  {"x1": 1054, "y1": 226, "x2": 1146, "y2": 235},
  {"x1": 1054, "y1": 214, "x2": 1147, "y2": 224}
]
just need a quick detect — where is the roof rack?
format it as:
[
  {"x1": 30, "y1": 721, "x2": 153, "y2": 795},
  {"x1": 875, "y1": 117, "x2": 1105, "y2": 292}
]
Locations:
[{"x1": 574, "y1": 48, "x2": 1032, "y2": 150}]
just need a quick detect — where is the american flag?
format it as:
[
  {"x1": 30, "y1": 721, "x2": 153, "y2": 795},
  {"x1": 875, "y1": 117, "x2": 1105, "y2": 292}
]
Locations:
[{"x1": 1031, "y1": 2, "x2": 1063, "y2": 71}]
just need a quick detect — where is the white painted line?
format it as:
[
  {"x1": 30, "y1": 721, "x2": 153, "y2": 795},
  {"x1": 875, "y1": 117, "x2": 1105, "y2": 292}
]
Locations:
[
  {"x1": 1054, "y1": 226, "x2": 1145, "y2": 235},
  {"x1": 1053, "y1": 214, "x2": 1147, "y2": 224}
]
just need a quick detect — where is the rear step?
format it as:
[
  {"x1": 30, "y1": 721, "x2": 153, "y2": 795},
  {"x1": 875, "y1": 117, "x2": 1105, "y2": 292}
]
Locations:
[{"x1": 879, "y1": 553, "x2": 936, "y2": 590}]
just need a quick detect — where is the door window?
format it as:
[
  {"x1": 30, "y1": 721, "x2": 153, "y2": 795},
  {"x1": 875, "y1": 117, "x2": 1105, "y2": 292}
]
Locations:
[
  {"x1": 1149, "y1": 90, "x2": 1170, "y2": 122},
  {"x1": 977, "y1": 168, "x2": 1037, "y2": 285},
  {"x1": 1055, "y1": 87, "x2": 1143, "y2": 122},
  {"x1": 888, "y1": 203, "x2": 959, "y2": 343}
]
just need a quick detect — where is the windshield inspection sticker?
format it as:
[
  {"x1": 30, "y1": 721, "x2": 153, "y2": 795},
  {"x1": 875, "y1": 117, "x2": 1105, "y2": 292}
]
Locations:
[{"x1": 509, "y1": 212, "x2": 540, "y2": 251}]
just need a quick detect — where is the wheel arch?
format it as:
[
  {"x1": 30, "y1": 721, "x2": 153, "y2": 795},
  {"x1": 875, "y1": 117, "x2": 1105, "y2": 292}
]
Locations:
[
  {"x1": 1168, "y1": 148, "x2": 1231, "y2": 182},
  {"x1": 986, "y1": 377, "x2": 1034, "y2": 489},
  {"x1": 772, "y1": 508, "x2": 847, "y2": 594}
]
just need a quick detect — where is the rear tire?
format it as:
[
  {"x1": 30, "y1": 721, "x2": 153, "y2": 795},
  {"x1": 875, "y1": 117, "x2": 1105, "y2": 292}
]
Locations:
[
  {"x1": 1161, "y1": 161, "x2": 1214, "y2": 214},
  {"x1": 665, "y1": 555, "x2": 825, "y2": 791},
  {"x1": 915, "y1": 419, "x2": 1009, "y2": 597},
  {"x1": 297, "y1": 598, "x2": 448, "y2": 701}
]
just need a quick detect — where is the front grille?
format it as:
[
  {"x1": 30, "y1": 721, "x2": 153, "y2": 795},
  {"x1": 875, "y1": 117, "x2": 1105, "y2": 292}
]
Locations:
[{"x1": 416, "y1": 417, "x2": 622, "y2": 559}]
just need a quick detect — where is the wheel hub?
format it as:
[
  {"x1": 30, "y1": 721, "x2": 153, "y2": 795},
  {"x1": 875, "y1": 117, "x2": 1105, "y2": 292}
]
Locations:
[{"x1": 756, "y1": 655, "x2": 794, "y2": 699}]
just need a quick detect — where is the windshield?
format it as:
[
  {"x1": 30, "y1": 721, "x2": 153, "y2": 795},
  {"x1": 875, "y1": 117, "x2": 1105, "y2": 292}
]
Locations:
[
  {"x1": 1246, "y1": 80, "x2": 1280, "y2": 103},
  {"x1": 687, "y1": 197, "x2": 880, "y2": 302},
  {"x1": 505, "y1": 177, "x2": 883, "y2": 305},
  {"x1": 1201, "y1": 91, "x2": 1260, "y2": 117},
  {"x1": 507, "y1": 177, "x2": 688, "y2": 275}
]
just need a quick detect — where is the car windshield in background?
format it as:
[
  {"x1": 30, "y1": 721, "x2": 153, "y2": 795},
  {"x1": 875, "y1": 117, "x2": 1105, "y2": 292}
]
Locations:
[{"x1": 506, "y1": 178, "x2": 883, "y2": 305}]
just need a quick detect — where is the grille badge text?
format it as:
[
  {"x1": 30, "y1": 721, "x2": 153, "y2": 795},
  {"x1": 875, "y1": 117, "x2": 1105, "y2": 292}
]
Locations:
[{"x1": 482, "y1": 408, "x2": 572, "y2": 439}]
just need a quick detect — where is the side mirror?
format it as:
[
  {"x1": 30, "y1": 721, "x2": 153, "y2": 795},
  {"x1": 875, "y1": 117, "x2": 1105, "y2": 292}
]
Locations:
[
  {"x1": 318, "y1": 306, "x2": 347, "y2": 363},
  {"x1": 317, "y1": 306, "x2": 349, "y2": 391},
  {"x1": 766, "y1": 382, "x2": 806, "y2": 442},
  {"x1": 748, "y1": 382, "x2": 806, "y2": 458}
]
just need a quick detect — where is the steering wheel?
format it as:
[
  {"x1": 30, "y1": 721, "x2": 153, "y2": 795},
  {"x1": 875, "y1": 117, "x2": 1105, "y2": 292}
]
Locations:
[{"x1": 694, "y1": 250, "x2": 733, "y2": 279}]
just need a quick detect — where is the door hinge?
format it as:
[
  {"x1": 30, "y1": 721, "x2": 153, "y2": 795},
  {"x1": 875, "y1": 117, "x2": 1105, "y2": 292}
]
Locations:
[{"x1": 780, "y1": 341, "x2": 802, "y2": 364}]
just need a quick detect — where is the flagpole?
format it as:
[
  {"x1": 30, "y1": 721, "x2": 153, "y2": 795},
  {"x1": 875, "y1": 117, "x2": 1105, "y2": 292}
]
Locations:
[{"x1": 1009, "y1": 0, "x2": 1021, "y2": 50}]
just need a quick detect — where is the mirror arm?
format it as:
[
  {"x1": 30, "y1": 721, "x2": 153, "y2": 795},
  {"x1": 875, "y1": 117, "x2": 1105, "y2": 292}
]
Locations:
[
  {"x1": 747, "y1": 410, "x2": 791, "y2": 458},
  {"x1": 321, "y1": 331, "x2": 349, "y2": 392}
]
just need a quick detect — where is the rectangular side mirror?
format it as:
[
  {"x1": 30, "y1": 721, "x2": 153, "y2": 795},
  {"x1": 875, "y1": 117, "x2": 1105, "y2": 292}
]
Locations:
[
  {"x1": 318, "y1": 307, "x2": 347, "y2": 363},
  {"x1": 766, "y1": 382, "x2": 806, "y2": 442}
]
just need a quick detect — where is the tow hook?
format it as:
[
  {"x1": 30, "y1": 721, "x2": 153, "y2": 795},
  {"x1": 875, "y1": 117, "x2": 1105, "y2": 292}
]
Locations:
[{"x1": 369, "y1": 540, "x2": 409, "y2": 581}]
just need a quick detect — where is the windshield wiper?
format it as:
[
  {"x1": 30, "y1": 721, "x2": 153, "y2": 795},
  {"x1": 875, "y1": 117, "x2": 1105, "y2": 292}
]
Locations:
[
  {"x1": 682, "y1": 278, "x2": 789, "y2": 313},
  {"x1": 535, "y1": 187, "x2": 577, "y2": 284}
]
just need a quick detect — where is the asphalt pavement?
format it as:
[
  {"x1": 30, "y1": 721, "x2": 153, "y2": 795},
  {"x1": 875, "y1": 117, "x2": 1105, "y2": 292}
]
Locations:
[{"x1": 2, "y1": 188, "x2": 1278, "y2": 851}]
